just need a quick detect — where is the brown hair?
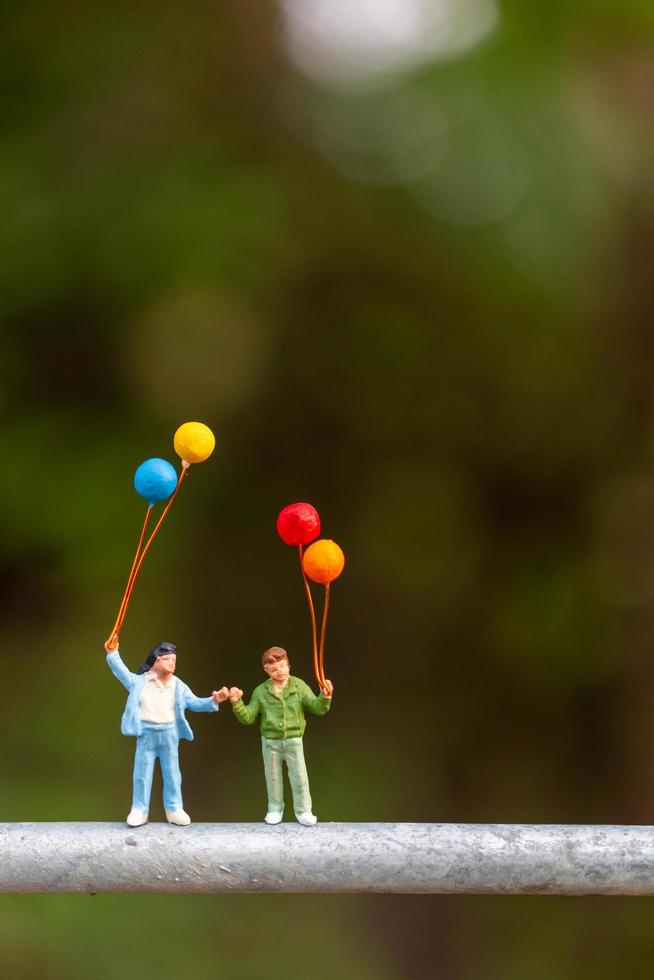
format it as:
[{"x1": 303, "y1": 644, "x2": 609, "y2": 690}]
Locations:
[{"x1": 262, "y1": 646, "x2": 289, "y2": 668}]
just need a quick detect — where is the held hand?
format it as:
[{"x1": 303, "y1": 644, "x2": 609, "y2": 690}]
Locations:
[
  {"x1": 104, "y1": 635, "x2": 119, "y2": 654},
  {"x1": 212, "y1": 688, "x2": 230, "y2": 704},
  {"x1": 321, "y1": 679, "x2": 333, "y2": 699},
  {"x1": 228, "y1": 686, "x2": 243, "y2": 704}
]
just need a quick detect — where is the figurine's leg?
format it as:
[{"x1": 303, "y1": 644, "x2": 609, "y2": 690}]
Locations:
[
  {"x1": 132, "y1": 732, "x2": 156, "y2": 813},
  {"x1": 159, "y1": 728, "x2": 183, "y2": 813},
  {"x1": 284, "y1": 737, "x2": 313, "y2": 817},
  {"x1": 261, "y1": 737, "x2": 284, "y2": 816}
]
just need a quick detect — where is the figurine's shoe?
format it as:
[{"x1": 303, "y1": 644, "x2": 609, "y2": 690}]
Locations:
[
  {"x1": 166, "y1": 809, "x2": 191, "y2": 826},
  {"x1": 264, "y1": 811, "x2": 283, "y2": 825},
  {"x1": 126, "y1": 809, "x2": 148, "y2": 827},
  {"x1": 296, "y1": 812, "x2": 317, "y2": 826}
]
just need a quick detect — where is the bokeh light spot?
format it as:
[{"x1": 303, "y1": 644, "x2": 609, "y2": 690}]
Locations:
[
  {"x1": 279, "y1": 0, "x2": 499, "y2": 87},
  {"x1": 128, "y1": 287, "x2": 270, "y2": 420}
]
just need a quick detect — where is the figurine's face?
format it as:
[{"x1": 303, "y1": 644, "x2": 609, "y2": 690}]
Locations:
[
  {"x1": 264, "y1": 658, "x2": 290, "y2": 684},
  {"x1": 151, "y1": 653, "x2": 177, "y2": 678}
]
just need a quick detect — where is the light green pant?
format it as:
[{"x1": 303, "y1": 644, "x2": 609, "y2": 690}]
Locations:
[{"x1": 261, "y1": 736, "x2": 312, "y2": 815}]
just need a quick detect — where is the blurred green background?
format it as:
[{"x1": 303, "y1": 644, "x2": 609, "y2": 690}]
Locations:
[{"x1": 2, "y1": 0, "x2": 654, "y2": 977}]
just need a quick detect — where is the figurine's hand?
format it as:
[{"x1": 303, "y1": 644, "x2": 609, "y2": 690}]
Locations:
[
  {"x1": 321, "y1": 679, "x2": 333, "y2": 698},
  {"x1": 228, "y1": 686, "x2": 243, "y2": 704},
  {"x1": 213, "y1": 687, "x2": 230, "y2": 704},
  {"x1": 104, "y1": 635, "x2": 119, "y2": 654}
]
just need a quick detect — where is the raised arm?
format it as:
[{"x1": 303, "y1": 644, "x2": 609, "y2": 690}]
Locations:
[
  {"x1": 300, "y1": 678, "x2": 333, "y2": 716},
  {"x1": 230, "y1": 687, "x2": 261, "y2": 726},
  {"x1": 104, "y1": 643, "x2": 137, "y2": 692}
]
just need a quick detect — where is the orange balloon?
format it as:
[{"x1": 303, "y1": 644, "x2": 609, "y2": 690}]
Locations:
[{"x1": 302, "y1": 539, "x2": 345, "y2": 585}]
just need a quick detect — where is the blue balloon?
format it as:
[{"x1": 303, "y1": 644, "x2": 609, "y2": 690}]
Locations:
[{"x1": 134, "y1": 458, "x2": 178, "y2": 505}]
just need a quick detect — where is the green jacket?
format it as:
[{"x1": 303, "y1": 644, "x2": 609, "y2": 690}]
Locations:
[{"x1": 232, "y1": 675, "x2": 331, "y2": 739}]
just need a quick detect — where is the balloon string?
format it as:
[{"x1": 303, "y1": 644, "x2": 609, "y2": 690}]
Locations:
[
  {"x1": 299, "y1": 544, "x2": 320, "y2": 688},
  {"x1": 106, "y1": 465, "x2": 188, "y2": 649},
  {"x1": 119, "y1": 465, "x2": 188, "y2": 626},
  {"x1": 105, "y1": 505, "x2": 152, "y2": 650},
  {"x1": 114, "y1": 505, "x2": 152, "y2": 631},
  {"x1": 318, "y1": 581, "x2": 330, "y2": 690}
]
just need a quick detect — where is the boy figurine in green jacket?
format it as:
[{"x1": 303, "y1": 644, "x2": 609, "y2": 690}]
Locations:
[{"x1": 229, "y1": 646, "x2": 333, "y2": 826}]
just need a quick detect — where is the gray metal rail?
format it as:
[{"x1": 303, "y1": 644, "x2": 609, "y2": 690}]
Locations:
[{"x1": 1, "y1": 823, "x2": 654, "y2": 895}]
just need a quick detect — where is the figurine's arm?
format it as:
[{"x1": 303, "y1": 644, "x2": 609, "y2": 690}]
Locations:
[
  {"x1": 299, "y1": 679, "x2": 333, "y2": 716},
  {"x1": 183, "y1": 684, "x2": 229, "y2": 713},
  {"x1": 230, "y1": 687, "x2": 261, "y2": 725},
  {"x1": 105, "y1": 647, "x2": 137, "y2": 692}
]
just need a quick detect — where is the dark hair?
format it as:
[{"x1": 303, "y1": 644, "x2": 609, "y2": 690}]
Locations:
[
  {"x1": 262, "y1": 646, "x2": 288, "y2": 668},
  {"x1": 137, "y1": 641, "x2": 177, "y2": 674}
]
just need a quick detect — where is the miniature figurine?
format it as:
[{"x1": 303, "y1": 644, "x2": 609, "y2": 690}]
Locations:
[
  {"x1": 105, "y1": 639, "x2": 229, "y2": 827},
  {"x1": 229, "y1": 646, "x2": 333, "y2": 826}
]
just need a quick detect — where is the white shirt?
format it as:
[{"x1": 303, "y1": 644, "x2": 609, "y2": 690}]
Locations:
[{"x1": 139, "y1": 671, "x2": 177, "y2": 723}]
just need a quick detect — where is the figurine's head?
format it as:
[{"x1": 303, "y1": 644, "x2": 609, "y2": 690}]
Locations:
[
  {"x1": 137, "y1": 641, "x2": 178, "y2": 676},
  {"x1": 262, "y1": 646, "x2": 290, "y2": 685}
]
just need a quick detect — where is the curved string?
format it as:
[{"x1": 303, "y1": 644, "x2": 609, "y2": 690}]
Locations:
[
  {"x1": 318, "y1": 581, "x2": 330, "y2": 690},
  {"x1": 106, "y1": 465, "x2": 189, "y2": 648},
  {"x1": 118, "y1": 465, "x2": 188, "y2": 629},
  {"x1": 298, "y1": 544, "x2": 320, "y2": 688},
  {"x1": 105, "y1": 504, "x2": 152, "y2": 649}
]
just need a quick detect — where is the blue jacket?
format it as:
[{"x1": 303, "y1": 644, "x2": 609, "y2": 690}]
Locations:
[{"x1": 106, "y1": 650, "x2": 219, "y2": 740}]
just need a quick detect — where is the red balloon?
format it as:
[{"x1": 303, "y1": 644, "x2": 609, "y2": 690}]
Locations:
[{"x1": 276, "y1": 502, "x2": 321, "y2": 546}]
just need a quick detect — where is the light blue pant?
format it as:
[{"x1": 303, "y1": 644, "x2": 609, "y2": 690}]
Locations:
[
  {"x1": 261, "y1": 736, "x2": 312, "y2": 815},
  {"x1": 132, "y1": 723, "x2": 182, "y2": 813}
]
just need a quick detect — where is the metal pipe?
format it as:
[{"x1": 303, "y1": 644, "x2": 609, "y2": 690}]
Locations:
[{"x1": 1, "y1": 823, "x2": 654, "y2": 895}]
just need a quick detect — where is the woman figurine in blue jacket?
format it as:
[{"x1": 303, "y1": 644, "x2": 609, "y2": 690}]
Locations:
[{"x1": 105, "y1": 639, "x2": 229, "y2": 827}]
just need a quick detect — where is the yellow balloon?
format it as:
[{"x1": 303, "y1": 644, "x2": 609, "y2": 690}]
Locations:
[{"x1": 174, "y1": 422, "x2": 216, "y2": 464}]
